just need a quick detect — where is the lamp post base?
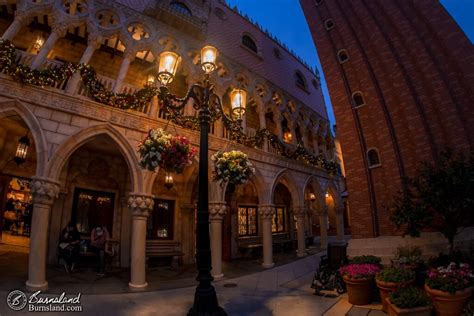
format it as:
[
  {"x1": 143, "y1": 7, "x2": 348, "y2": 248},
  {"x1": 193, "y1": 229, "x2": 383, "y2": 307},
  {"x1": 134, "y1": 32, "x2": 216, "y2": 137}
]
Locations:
[{"x1": 187, "y1": 285, "x2": 227, "y2": 316}]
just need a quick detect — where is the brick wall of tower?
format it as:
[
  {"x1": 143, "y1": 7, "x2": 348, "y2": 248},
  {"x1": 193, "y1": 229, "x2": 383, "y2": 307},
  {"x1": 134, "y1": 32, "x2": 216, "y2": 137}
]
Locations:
[{"x1": 300, "y1": 0, "x2": 474, "y2": 238}]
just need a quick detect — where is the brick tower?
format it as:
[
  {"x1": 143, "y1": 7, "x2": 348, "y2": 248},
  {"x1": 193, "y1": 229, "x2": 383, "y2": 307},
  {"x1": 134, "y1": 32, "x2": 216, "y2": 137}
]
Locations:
[{"x1": 300, "y1": 0, "x2": 474, "y2": 256}]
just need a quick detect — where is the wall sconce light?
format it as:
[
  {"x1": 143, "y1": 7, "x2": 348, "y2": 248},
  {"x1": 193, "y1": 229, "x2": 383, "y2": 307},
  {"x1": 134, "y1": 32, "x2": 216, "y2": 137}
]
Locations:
[
  {"x1": 33, "y1": 35, "x2": 45, "y2": 52},
  {"x1": 146, "y1": 73, "x2": 155, "y2": 85},
  {"x1": 164, "y1": 172, "x2": 174, "y2": 190},
  {"x1": 325, "y1": 192, "x2": 329, "y2": 198},
  {"x1": 309, "y1": 193, "x2": 316, "y2": 202},
  {"x1": 14, "y1": 133, "x2": 30, "y2": 165},
  {"x1": 283, "y1": 131, "x2": 293, "y2": 143}
]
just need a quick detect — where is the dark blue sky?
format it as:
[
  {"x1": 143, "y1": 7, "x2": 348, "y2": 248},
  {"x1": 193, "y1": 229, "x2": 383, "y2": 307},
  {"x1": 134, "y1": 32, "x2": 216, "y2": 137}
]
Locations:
[{"x1": 226, "y1": 0, "x2": 474, "y2": 128}]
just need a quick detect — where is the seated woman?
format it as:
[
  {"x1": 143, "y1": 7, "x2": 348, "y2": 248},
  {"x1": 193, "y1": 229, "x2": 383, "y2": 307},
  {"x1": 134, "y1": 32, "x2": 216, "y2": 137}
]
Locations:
[
  {"x1": 58, "y1": 222, "x2": 81, "y2": 273},
  {"x1": 89, "y1": 225, "x2": 109, "y2": 276}
]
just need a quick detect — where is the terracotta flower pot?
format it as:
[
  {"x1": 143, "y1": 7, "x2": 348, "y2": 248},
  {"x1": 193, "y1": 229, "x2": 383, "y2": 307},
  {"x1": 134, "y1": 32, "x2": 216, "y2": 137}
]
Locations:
[
  {"x1": 376, "y1": 278, "x2": 415, "y2": 313},
  {"x1": 386, "y1": 298, "x2": 432, "y2": 316},
  {"x1": 343, "y1": 275, "x2": 375, "y2": 305},
  {"x1": 424, "y1": 284, "x2": 473, "y2": 316}
]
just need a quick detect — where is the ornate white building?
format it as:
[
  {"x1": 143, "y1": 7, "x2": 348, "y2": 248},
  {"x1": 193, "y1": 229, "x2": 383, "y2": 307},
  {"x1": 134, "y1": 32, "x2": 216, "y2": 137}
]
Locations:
[{"x1": 0, "y1": 0, "x2": 346, "y2": 290}]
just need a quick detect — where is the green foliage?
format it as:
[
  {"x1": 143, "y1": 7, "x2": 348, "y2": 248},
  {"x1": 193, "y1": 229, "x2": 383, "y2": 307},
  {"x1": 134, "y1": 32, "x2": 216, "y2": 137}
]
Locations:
[
  {"x1": 390, "y1": 150, "x2": 474, "y2": 252},
  {"x1": 393, "y1": 245, "x2": 423, "y2": 265},
  {"x1": 376, "y1": 267, "x2": 415, "y2": 283},
  {"x1": 463, "y1": 299, "x2": 474, "y2": 316},
  {"x1": 349, "y1": 255, "x2": 382, "y2": 265},
  {"x1": 389, "y1": 286, "x2": 431, "y2": 309}
]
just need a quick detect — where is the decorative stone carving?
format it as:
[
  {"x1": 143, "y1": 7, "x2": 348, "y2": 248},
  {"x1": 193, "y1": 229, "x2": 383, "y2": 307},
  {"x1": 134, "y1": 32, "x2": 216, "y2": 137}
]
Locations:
[
  {"x1": 209, "y1": 202, "x2": 226, "y2": 221},
  {"x1": 128, "y1": 194, "x2": 154, "y2": 218},
  {"x1": 292, "y1": 206, "x2": 307, "y2": 218},
  {"x1": 259, "y1": 204, "x2": 275, "y2": 220},
  {"x1": 30, "y1": 177, "x2": 60, "y2": 206}
]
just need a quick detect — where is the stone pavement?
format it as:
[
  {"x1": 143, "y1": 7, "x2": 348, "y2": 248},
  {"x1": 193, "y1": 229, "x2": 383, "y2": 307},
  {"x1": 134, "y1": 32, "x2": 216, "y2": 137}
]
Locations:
[{"x1": 0, "y1": 252, "x2": 343, "y2": 316}]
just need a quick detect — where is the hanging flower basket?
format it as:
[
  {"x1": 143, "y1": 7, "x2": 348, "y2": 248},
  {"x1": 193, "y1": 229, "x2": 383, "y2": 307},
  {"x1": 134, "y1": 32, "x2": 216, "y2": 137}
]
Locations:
[
  {"x1": 138, "y1": 128, "x2": 197, "y2": 173},
  {"x1": 212, "y1": 150, "x2": 255, "y2": 187}
]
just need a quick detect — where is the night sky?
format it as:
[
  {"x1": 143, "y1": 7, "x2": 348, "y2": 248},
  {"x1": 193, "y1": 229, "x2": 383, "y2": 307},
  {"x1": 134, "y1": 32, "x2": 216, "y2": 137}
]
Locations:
[{"x1": 225, "y1": 0, "x2": 474, "y2": 129}]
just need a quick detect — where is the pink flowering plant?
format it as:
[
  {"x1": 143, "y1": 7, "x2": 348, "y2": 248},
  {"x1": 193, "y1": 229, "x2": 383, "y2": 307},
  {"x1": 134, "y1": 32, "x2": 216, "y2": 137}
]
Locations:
[
  {"x1": 138, "y1": 128, "x2": 197, "y2": 173},
  {"x1": 426, "y1": 262, "x2": 474, "y2": 294},
  {"x1": 339, "y1": 263, "x2": 381, "y2": 280}
]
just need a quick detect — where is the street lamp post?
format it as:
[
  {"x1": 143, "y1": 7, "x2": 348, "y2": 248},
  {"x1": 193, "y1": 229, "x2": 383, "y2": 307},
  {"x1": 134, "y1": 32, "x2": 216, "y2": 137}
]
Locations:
[{"x1": 154, "y1": 45, "x2": 246, "y2": 316}]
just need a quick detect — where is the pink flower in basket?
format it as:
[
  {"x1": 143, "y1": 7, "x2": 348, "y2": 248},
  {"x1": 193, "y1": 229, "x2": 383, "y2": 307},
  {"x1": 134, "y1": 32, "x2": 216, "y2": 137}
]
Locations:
[{"x1": 339, "y1": 263, "x2": 381, "y2": 280}]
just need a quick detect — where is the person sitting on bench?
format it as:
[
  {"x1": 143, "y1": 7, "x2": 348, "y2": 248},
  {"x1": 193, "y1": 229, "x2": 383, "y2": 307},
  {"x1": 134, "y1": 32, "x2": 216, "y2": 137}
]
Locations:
[
  {"x1": 58, "y1": 221, "x2": 81, "y2": 273},
  {"x1": 90, "y1": 225, "x2": 109, "y2": 276}
]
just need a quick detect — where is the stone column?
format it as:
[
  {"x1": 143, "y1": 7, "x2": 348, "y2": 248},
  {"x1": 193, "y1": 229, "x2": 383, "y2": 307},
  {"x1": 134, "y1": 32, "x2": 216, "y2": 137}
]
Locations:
[
  {"x1": 276, "y1": 112, "x2": 284, "y2": 140},
  {"x1": 26, "y1": 177, "x2": 60, "y2": 291},
  {"x1": 65, "y1": 36, "x2": 102, "y2": 94},
  {"x1": 209, "y1": 202, "x2": 226, "y2": 278},
  {"x1": 1, "y1": 16, "x2": 25, "y2": 41},
  {"x1": 258, "y1": 109, "x2": 268, "y2": 151},
  {"x1": 335, "y1": 207, "x2": 346, "y2": 244},
  {"x1": 128, "y1": 194, "x2": 154, "y2": 289},
  {"x1": 31, "y1": 29, "x2": 64, "y2": 70},
  {"x1": 318, "y1": 206, "x2": 329, "y2": 249},
  {"x1": 113, "y1": 50, "x2": 135, "y2": 93},
  {"x1": 259, "y1": 205, "x2": 275, "y2": 268},
  {"x1": 148, "y1": 96, "x2": 159, "y2": 119},
  {"x1": 293, "y1": 206, "x2": 307, "y2": 257}
]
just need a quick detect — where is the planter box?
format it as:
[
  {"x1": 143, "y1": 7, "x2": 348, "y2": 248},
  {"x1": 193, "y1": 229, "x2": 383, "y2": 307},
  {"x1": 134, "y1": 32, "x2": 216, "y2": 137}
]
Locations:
[
  {"x1": 386, "y1": 298, "x2": 432, "y2": 316},
  {"x1": 425, "y1": 284, "x2": 472, "y2": 316},
  {"x1": 376, "y1": 278, "x2": 414, "y2": 313},
  {"x1": 343, "y1": 275, "x2": 375, "y2": 305}
]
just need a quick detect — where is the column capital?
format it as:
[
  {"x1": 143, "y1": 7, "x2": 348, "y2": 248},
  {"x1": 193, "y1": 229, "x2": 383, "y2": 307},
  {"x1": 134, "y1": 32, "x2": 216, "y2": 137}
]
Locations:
[
  {"x1": 292, "y1": 206, "x2": 307, "y2": 218},
  {"x1": 209, "y1": 202, "x2": 226, "y2": 221},
  {"x1": 259, "y1": 204, "x2": 275, "y2": 219},
  {"x1": 317, "y1": 205, "x2": 329, "y2": 216},
  {"x1": 128, "y1": 194, "x2": 154, "y2": 218},
  {"x1": 87, "y1": 34, "x2": 103, "y2": 50},
  {"x1": 30, "y1": 177, "x2": 60, "y2": 206}
]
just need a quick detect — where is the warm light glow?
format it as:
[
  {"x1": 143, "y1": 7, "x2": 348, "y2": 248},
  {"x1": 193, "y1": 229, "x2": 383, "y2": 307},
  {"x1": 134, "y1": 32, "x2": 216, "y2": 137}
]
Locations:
[
  {"x1": 309, "y1": 193, "x2": 316, "y2": 202},
  {"x1": 200, "y1": 45, "x2": 218, "y2": 74},
  {"x1": 325, "y1": 192, "x2": 330, "y2": 198},
  {"x1": 230, "y1": 88, "x2": 247, "y2": 119},
  {"x1": 14, "y1": 135, "x2": 30, "y2": 165},
  {"x1": 164, "y1": 172, "x2": 174, "y2": 190},
  {"x1": 146, "y1": 74, "x2": 155, "y2": 85},
  {"x1": 33, "y1": 35, "x2": 45, "y2": 51},
  {"x1": 283, "y1": 131, "x2": 293, "y2": 143},
  {"x1": 157, "y1": 51, "x2": 181, "y2": 86}
]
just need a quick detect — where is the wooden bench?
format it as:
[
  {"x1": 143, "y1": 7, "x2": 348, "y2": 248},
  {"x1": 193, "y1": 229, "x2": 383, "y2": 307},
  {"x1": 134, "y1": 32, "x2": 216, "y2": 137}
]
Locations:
[
  {"x1": 146, "y1": 240, "x2": 184, "y2": 269},
  {"x1": 238, "y1": 236, "x2": 263, "y2": 258}
]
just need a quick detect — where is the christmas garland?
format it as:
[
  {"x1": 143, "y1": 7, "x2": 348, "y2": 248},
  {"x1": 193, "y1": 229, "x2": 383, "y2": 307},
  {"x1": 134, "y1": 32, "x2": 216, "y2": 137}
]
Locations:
[{"x1": 0, "y1": 39, "x2": 340, "y2": 175}]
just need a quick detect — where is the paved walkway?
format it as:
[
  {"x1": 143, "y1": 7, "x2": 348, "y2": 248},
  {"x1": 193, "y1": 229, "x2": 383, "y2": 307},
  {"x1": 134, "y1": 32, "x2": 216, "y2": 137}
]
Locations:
[{"x1": 0, "y1": 252, "x2": 343, "y2": 316}]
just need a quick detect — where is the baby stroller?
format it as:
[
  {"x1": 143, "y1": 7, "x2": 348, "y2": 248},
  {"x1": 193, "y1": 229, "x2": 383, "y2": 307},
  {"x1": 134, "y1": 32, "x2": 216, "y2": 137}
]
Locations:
[{"x1": 311, "y1": 242, "x2": 348, "y2": 295}]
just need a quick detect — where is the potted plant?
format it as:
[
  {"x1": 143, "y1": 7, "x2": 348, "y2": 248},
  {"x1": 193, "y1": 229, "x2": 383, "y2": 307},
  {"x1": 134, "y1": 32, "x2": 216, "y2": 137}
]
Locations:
[
  {"x1": 392, "y1": 245, "x2": 423, "y2": 270},
  {"x1": 211, "y1": 150, "x2": 255, "y2": 192},
  {"x1": 339, "y1": 263, "x2": 381, "y2": 305},
  {"x1": 376, "y1": 267, "x2": 416, "y2": 312},
  {"x1": 138, "y1": 128, "x2": 197, "y2": 173},
  {"x1": 387, "y1": 286, "x2": 432, "y2": 316},
  {"x1": 425, "y1": 262, "x2": 474, "y2": 316},
  {"x1": 349, "y1": 255, "x2": 382, "y2": 266}
]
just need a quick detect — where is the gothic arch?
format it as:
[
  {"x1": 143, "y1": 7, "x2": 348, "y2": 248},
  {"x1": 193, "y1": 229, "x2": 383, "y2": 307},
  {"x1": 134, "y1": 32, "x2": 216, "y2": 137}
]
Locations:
[
  {"x1": 270, "y1": 168, "x2": 302, "y2": 207},
  {"x1": 302, "y1": 175, "x2": 325, "y2": 210},
  {"x1": 0, "y1": 99, "x2": 48, "y2": 177},
  {"x1": 45, "y1": 123, "x2": 142, "y2": 192}
]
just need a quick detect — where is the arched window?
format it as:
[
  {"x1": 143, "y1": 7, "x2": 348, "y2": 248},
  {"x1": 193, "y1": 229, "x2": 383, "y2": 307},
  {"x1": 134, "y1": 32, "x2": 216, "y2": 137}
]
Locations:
[
  {"x1": 352, "y1": 92, "x2": 365, "y2": 107},
  {"x1": 242, "y1": 35, "x2": 258, "y2": 53},
  {"x1": 338, "y1": 49, "x2": 349, "y2": 63},
  {"x1": 367, "y1": 148, "x2": 381, "y2": 168},
  {"x1": 295, "y1": 71, "x2": 307, "y2": 89},
  {"x1": 169, "y1": 2, "x2": 192, "y2": 17},
  {"x1": 325, "y1": 19, "x2": 335, "y2": 30}
]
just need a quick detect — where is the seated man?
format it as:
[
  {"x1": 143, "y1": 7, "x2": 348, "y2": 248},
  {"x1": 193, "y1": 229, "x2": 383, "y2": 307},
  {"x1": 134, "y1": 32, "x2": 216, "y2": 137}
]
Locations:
[
  {"x1": 89, "y1": 225, "x2": 109, "y2": 276},
  {"x1": 58, "y1": 222, "x2": 81, "y2": 273}
]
